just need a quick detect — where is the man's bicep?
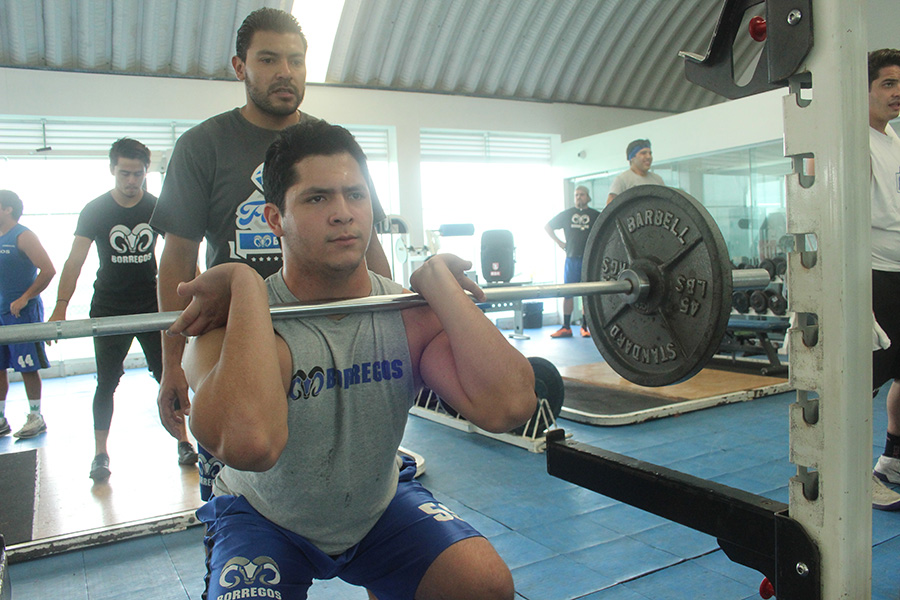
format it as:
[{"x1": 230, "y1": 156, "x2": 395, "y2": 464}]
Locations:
[
  {"x1": 184, "y1": 328, "x2": 292, "y2": 396},
  {"x1": 417, "y1": 333, "x2": 469, "y2": 412},
  {"x1": 18, "y1": 231, "x2": 53, "y2": 272},
  {"x1": 182, "y1": 328, "x2": 226, "y2": 392}
]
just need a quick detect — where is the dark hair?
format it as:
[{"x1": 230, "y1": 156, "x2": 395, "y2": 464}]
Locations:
[
  {"x1": 109, "y1": 137, "x2": 151, "y2": 169},
  {"x1": 626, "y1": 139, "x2": 651, "y2": 160},
  {"x1": 236, "y1": 8, "x2": 306, "y2": 61},
  {"x1": 869, "y1": 49, "x2": 900, "y2": 88},
  {"x1": 263, "y1": 120, "x2": 375, "y2": 212},
  {"x1": 0, "y1": 190, "x2": 24, "y2": 220}
]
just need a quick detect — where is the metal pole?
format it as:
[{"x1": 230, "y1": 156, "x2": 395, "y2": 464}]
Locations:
[
  {"x1": 783, "y1": 1, "x2": 872, "y2": 597},
  {"x1": 0, "y1": 269, "x2": 770, "y2": 345}
]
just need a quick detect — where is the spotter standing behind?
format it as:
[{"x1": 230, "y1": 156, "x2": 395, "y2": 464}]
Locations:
[{"x1": 151, "y1": 8, "x2": 391, "y2": 469}]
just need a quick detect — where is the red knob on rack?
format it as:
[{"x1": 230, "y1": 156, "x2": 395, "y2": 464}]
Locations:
[{"x1": 749, "y1": 16, "x2": 767, "y2": 42}]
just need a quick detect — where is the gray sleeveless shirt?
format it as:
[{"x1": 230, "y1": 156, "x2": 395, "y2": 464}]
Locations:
[{"x1": 214, "y1": 271, "x2": 416, "y2": 554}]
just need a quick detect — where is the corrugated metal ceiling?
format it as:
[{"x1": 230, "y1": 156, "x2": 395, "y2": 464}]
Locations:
[
  {"x1": 0, "y1": 0, "x2": 763, "y2": 113},
  {"x1": 0, "y1": 0, "x2": 292, "y2": 79}
]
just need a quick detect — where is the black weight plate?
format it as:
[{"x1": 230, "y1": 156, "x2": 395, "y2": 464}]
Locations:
[
  {"x1": 582, "y1": 185, "x2": 733, "y2": 387},
  {"x1": 773, "y1": 256, "x2": 787, "y2": 276},
  {"x1": 750, "y1": 290, "x2": 769, "y2": 314},
  {"x1": 510, "y1": 356, "x2": 565, "y2": 436},
  {"x1": 767, "y1": 291, "x2": 787, "y2": 316},
  {"x1": 732, "y1": 291, "x2": 750, "y2": 314},
  {"x1": 759, "y1": 259, "x2": 776, "y2": 280}
]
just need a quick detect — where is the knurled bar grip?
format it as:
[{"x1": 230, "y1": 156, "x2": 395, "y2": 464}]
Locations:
[{"x1": 0, "y1": 269, "x2": 770, "y2": 345}]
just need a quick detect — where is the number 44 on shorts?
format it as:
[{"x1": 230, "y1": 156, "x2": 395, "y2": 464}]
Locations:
[
  {"x1": 17, "y1": 354, "x2": 35, "y2": 369},
  {"x1": 418, "y1": 502, "x2": 460, "y2": 522}
]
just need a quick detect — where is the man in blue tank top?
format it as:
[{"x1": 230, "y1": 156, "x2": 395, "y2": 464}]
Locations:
[
  {"x1": 168, "y1": 121, "x2": 537, "y2": 600},
  {"x1": 0, "y1": 190, "x2": 55, "y2": 439}
]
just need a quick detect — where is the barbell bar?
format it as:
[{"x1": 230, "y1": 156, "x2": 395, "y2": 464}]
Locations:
[
  {"x1": 0, "y1": 186, "x2": 778, "y2": 387},
  {"x1": 0, "y1": 268, "x2": 768, "y2": 348}
]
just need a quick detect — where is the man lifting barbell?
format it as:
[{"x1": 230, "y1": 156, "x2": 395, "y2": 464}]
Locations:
[{"x1": 170, "y1": 120, "x2": 537, "y2": 600}]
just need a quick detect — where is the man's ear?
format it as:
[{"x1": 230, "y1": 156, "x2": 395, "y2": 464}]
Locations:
[
  {"x1": 232, "y1": 55, "x2": 246, "y2": 81},
  {"x1": 264, "y1": 204, "x2": 284, "y2": 236}
]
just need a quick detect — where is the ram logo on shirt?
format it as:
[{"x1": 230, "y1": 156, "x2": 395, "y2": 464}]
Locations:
[
  {"x1": 288, "y1": 359, "x2": 405, "y2": 400},
  {"x1": 570, "y1": 213, "x2": 592, "y2": 231}
]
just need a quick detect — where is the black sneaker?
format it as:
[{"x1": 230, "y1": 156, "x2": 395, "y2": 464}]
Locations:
[
  {"x1": 178, "y1": 441, "x2": 199, "y2": 466},
  {"x1": 90, "y1": 453, "x2": 111, "y2": 482}
]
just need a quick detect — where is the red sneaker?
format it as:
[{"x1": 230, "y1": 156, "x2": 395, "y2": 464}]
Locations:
[
  {"x1": 550, "y1": 327, "x2": 573, "y2": 338},
  {"x1": 581, "y1": 326, "x2": 590, "y2": 338}
]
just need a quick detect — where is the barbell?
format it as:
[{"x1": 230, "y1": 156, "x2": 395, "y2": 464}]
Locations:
[{"x1": 0, "y1": 186, "x2": 771, "y2": 387}]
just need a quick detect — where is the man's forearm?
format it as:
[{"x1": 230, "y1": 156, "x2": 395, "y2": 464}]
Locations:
[
  {"x1": 21, "y1": 270, "x2": 54, "y2": 304},
  {"x1": 54, "y1": 266, "x2": 79, "y2": 304},
  {"x1": 157, "y1": 235, "x2": 200, "y2": 369}
]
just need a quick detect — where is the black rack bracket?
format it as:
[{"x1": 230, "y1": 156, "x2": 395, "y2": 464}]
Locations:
[
  {"x1": 680, "y1": 0, "x2": 813, "y2": 99},
  {"x1": 546, "y1": 429, "x2": 820, "y2": 599}
]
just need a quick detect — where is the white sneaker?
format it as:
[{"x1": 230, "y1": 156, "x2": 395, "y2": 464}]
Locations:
[
  {"x1": 874, "y1": 455, "x2": 900, "y2": 485},
  {"x1": 872, "y1": 474, "x2": 900, "y2": 511},
  {"x1": 0, "y1": 417, "x2": 10, "y2": 436},
  {"x1": 13, "y1": 413, "x2": 47, "y2": 439}
]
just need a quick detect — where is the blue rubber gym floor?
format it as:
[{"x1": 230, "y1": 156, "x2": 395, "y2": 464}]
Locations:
[{"x1": 6, "y1": 323, "x2": 900, "y2": 599}]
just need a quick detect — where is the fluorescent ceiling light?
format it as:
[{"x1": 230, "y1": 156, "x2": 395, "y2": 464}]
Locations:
[{"x1": 292, "y1": 1, "x2": 346, "y2": 83}]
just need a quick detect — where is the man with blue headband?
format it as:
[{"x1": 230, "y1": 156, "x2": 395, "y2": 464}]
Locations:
[{"x1": 606, "y1": 139, "x2": 665, "y2": 205}]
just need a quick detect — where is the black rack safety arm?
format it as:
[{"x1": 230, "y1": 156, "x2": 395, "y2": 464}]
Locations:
[{"x1": 546, "y1": 430, "x2": 820, "y2": 599}]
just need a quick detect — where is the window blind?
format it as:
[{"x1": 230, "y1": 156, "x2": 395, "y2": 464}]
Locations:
[
  {"x1": 0, "y1": 116, "x2": 195, "y2": 155},
  {"x1": 0, "y1": 116, "x2": 391, "y2": 161},
  {"x1": 420, "y1": 129, "x2": 551, "y2": 163}
]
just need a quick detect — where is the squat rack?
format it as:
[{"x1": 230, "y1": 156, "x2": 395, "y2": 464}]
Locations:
[{"x1": 548, "y1": 1, "x2": 875, "y2": 598}]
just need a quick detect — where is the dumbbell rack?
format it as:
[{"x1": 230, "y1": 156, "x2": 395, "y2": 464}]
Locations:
[
  {"x1": 717, "y1": 262, "x2": 791, "y2": 376},
  {"x1": 410, "y1": 388, "x2": 567, "y2": 453},
  {"x1": 731, "y1": 258, "x2": 789, "y2": 318}
]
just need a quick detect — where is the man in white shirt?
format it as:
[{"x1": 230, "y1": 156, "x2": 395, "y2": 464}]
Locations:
[
  {"x1": 867, "y1": 48, "x2": 900, "y2": 510},
  {"x1": 606, "y1": 139, "x2": 665, "y2": 205}
]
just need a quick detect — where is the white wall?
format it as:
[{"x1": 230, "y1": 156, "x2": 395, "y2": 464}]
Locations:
[
  {"x1": 0, "y1": 67, "x2": 666, "y2": 140},
  {"x1": 868, "y1": 0, "x2": 897, "y2": 51},
  {"x1": 0, "y1": 66, "x2": 666, "y2": 247},
  {"x1": 555, "y1": 89, "x2": 787, "y2": 179}
]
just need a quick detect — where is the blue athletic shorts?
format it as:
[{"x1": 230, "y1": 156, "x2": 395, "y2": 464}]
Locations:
[
  {"x1": 198, "y1": 457, "x2": 481, "y2": 600},
  {"x1": 198, "y1": 444, "x2": 224, "y2": 501},
  {"x1": 0, "y1": 302, "x2": 49, "y2": 372},
  {"x1": 563, "y1": 257, "x2": 584, "y2": 299}
]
